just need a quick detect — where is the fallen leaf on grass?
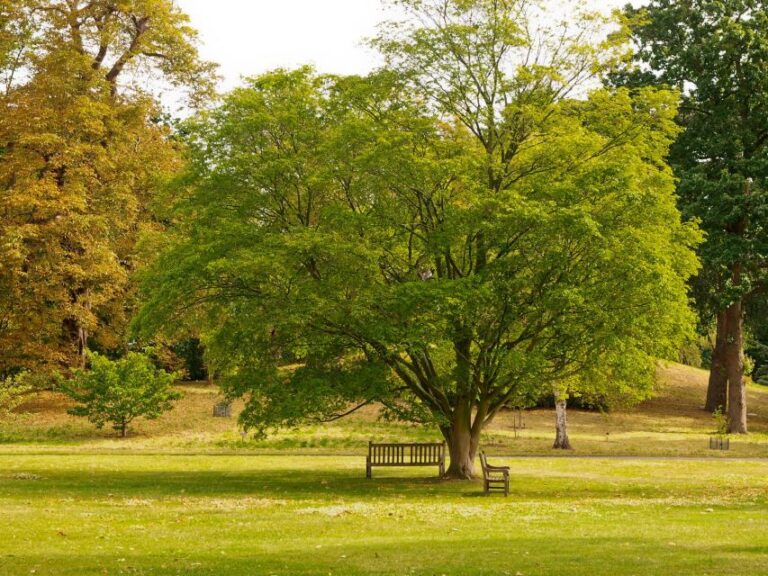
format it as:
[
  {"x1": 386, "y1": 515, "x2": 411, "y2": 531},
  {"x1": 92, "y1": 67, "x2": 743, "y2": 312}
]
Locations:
[{"x1": 11, "y1": 473, "x2": 41, "y2": 481}]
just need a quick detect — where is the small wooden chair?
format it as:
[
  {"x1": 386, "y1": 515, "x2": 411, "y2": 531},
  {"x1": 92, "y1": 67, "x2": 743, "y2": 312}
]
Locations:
[{"x1": 479, "y1": 451, "x2": 509, "y2": 496}]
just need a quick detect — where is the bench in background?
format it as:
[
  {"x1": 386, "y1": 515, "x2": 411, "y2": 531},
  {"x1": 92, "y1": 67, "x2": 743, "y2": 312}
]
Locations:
[{"x1": 366, "y1": 441, "x2": 446, "y2": 478}]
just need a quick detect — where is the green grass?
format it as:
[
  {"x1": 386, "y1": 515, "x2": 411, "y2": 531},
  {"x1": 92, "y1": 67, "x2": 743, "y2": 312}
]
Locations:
[
  {"x1": 2, "y1": 363, "x2": 768, "y2": 575},
  {"x1": 1, "y1": 454, "x2": 768, "y2": 575}
]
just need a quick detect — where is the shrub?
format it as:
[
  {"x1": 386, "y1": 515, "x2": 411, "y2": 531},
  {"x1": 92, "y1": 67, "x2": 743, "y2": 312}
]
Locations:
[
  {"x1": 61, "y1": 352, "x2": 182, "y2": 437},
  {"x1": 0, "y1": 372, "x2": 33, "y2": 420},
  {"x1": 753, "y1": 365, "x2": 768, "y2": 386},
  {"x1": 713, "y1": 407, "x2": 728, "y2": 437}
]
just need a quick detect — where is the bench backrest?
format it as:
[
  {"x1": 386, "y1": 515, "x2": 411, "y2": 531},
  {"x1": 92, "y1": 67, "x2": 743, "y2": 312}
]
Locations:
[
  {"x1": 368, "y1": 442, "x2": 445, "y2": 465},
  {"x1": 479, "y1": 451, "x2": 491, "y2": 479}
]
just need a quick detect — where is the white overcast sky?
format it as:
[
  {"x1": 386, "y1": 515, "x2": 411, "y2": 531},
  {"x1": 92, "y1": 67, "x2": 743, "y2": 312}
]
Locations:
[{"x1": 176, "y1": 0, "x2": 633, "y2": 93}]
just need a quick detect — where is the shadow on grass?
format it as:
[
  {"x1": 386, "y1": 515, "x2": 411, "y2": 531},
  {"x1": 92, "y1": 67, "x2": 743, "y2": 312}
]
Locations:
[
  {"x1": 0, "y1": 467, "x2": 459, "y2": 500},
  {"x1": 0, "y1": 463, "x2": 737, "y2": 503}
]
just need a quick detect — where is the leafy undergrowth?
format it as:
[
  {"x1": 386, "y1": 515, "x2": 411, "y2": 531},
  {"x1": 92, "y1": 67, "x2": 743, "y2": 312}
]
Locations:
[
  {"x1": 4, "y1": 362, "x2": 768, "y2": 457},
  {"x1": 1, "y1": 454, "x2": 767, "y2": 575}
]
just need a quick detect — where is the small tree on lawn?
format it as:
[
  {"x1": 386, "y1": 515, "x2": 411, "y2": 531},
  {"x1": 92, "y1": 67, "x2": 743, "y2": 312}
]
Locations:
[{"x1": 62, "y1": 352, "x2": 181, "y2": 437}]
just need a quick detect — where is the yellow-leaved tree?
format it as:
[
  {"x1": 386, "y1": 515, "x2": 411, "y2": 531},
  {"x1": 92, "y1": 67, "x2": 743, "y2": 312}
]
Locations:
[{"x1": 0, "y1": 0, "x2": 216, "y2": 373}]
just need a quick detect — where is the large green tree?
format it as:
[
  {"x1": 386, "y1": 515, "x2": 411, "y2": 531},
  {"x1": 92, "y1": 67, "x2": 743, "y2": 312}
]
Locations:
[
  {"x1": 617, "y1": 0, "x2": 768, "y2": 433},
  {"x1": 138, "y1": 1, "x2": 699, "y2": 481},
  {"x1": 0, "y1": 0, "x2": 215, "y2": 373}
]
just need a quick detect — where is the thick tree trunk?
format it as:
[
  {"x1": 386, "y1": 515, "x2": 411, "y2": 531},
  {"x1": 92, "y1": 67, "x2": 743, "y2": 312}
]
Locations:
[
  {"x1": 444, "y1": 424, "x2": 478, "y2": 479},
  {"x1": 705, "y1": 311, "x2": 728, "y2": 412},
  {"x1": 725, "y1": 299, "x2": 747, "y2": 433},
  {"x1": 553, "y1": 396, "x2": 572, "y2": 450},
  {"x1": 443, "y1": 332, "x2": 480, "y2": 479}
]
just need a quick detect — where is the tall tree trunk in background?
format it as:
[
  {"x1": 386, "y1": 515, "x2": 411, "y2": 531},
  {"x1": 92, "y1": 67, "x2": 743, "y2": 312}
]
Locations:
[
  {"x1": 77, "y1": 324, "x2": 88, "y2": 369},
  {"x1": 705, "y1": 311, "x2": 728, "y2": 412},
  {"x1": 725, "y1": 295, "x2": 747, "y2": 433},
  {"x1": 75, "y1": 297, "x2": 92, "y2": 369},
  {"x1": 64, "y1": 314, "x2": 88, "y2": 370},
  {"x1": 553, "y1": 388, "x2": 572, "y2": 450},
  {"x1": 724, "y1": 180, "x2": 750, "y2": 433}
]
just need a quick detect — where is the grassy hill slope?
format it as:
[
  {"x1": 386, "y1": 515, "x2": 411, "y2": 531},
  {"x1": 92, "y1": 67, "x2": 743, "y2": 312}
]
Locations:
[{"x1": 4, "y1": 362, "x2": 768, "y2": 456}]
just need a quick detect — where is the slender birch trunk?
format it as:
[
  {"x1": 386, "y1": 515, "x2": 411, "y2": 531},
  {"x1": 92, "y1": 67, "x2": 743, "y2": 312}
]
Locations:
[{"x1": 552, "y1": 385, "x2": 572, "y2": 450}]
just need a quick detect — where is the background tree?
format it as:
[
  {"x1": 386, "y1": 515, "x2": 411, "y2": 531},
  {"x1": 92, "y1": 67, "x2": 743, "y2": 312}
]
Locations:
[
  {"x1": 0, "y1": 0, "x2": 215, "y2": 374},
  {"x1": 616, "y1": 0, "x2": 768, "y2": 433},
  {"x1": 61, "y1": 351, "x2": 181, "y2": 437}
]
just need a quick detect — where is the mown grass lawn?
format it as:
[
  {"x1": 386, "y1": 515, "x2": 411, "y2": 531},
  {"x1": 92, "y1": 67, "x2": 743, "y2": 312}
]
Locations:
[{"x1": 1, "y1": 453, "x2": 767, "y2": 576}]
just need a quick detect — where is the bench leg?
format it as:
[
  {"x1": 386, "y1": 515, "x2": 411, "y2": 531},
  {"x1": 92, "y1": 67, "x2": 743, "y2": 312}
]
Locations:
[{"x1": 366, "y1": 458, "x2": 372, "y2": 479}]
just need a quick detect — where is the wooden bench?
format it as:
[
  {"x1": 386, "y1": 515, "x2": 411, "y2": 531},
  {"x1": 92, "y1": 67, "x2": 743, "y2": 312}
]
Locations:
[
  {"x1": 480, "y1": 451, "x2": 509, "y2": 496},
  {"x1": 366, "y1": 441, "x2": 446, "y2": 478}
]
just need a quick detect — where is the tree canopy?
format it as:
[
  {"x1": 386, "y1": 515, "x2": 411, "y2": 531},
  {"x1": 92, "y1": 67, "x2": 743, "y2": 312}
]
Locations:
[{"x1": 136, "y1": 0, "x2": 700, "y2": 479}]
